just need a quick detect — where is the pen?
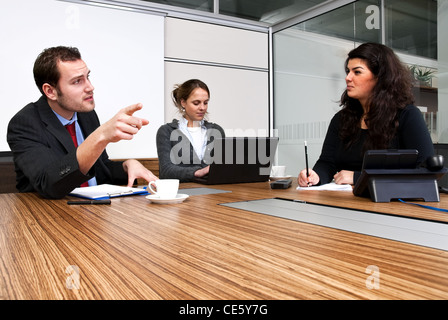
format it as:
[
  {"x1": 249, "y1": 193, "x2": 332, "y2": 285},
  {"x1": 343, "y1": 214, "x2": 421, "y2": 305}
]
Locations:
[
  {"x1": 304, "y1": 140, "x2": 310, "y2": 186},
  {"x1": 67, "y1": 200, "x2": 111, "y2": 205}
]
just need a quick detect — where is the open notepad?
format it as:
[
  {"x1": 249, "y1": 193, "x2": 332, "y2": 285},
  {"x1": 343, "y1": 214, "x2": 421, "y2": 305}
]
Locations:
[{"x1": 69, "y1": 184, "x2": 148, "y2": 200}]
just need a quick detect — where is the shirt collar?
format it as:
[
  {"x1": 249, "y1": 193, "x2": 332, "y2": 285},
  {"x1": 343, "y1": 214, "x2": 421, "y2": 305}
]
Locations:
[
  {"x1": 179, "y1": 116, "x2": 205, "y2": 129},
  {"x1": 53, "y1": 111, "x2": 78, "y2": 126}
]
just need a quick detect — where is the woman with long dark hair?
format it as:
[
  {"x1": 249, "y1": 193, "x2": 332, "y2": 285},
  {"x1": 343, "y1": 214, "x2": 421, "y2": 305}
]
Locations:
[{"x1": 298, "y1": 42, "x2": 434, "y2": 187}]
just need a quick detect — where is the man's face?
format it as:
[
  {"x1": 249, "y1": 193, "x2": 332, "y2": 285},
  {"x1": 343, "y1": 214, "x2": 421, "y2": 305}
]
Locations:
[{"x1": 53, "y1": 59, "x2": 95, "y2": 118}]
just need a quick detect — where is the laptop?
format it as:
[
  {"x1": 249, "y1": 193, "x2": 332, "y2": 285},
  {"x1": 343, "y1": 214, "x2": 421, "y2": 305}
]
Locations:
[{"x1": 194, "y1": 137, "x2": 279, "y2": 185}]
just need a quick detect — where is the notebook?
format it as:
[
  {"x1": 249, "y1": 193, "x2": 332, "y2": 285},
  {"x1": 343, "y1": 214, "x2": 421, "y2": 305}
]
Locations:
[
  {"x1": 69, "y1": 184, "x2": 148, "y2": 200},
  {"x1": 194, "y1": 137, "x2": 279, "y2": 185}
]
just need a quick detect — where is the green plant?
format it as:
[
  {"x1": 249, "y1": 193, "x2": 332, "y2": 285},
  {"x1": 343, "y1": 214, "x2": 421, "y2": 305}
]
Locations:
[{"x1": 409, "y1": 65, "x2": 436, "y2": 87}]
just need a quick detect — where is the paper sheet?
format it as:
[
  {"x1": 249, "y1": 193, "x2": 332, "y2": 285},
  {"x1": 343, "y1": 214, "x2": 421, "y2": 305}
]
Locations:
[{"x1": 296, "y1": 182, "x2": 353, "y2": 191}]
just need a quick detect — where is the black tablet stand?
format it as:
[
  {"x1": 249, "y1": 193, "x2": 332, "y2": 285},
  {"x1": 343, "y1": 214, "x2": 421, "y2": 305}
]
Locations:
[{"x1": 354, "y1": 167, "x2": 447, "y2": 202}]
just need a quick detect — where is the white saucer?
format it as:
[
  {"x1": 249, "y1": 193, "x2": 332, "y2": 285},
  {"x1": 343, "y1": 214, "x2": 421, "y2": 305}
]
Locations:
[
  {"x1": 269, "y1": 175, "x2": 292, "y2": 181},
  {"x1": 145, "y1": 193, "x2": 189, "y2": 204}
]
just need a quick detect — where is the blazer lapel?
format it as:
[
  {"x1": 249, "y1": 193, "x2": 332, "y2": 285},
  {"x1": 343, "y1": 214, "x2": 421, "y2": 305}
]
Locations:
[
  {"x1": 36, "y1": 96, "x2": 75, "y2": 152},
  {"x1": 77, "y1": 110, "x2": 98, "y2": 139}
]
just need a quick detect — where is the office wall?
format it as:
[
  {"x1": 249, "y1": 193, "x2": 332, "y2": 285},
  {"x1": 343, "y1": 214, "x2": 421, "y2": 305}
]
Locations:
[
  {"x1": 164, "y1": 18, "x2": 269, "y2": 136},
  {"x1": 0, "y1": 0, "x2": 164, "y2": 158}
]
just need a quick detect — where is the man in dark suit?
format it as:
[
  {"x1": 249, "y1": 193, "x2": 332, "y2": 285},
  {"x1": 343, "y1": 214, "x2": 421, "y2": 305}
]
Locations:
[{"x1": 7, "y1": 46, "x2": 157, "y2": 198}]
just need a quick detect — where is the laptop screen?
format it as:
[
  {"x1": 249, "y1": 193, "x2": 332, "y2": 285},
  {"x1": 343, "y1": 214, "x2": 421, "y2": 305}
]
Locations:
[{"x1": 195, "y1": 137, "x2": 279, "y2": 184}]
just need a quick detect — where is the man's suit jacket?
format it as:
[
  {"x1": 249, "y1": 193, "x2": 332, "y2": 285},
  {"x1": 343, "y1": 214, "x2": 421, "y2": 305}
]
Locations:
[{"x1": 7, "y1": 95, "x2": 128, "y2": 199}]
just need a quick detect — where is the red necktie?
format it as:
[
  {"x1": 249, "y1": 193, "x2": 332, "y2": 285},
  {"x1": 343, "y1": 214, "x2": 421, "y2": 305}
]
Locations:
[
  {"x1": 65, "y1": 122, "x2": 79, "y2": 147},
  {"x1": 65, "y1": 122, "x2": 89, "y2": 187}
]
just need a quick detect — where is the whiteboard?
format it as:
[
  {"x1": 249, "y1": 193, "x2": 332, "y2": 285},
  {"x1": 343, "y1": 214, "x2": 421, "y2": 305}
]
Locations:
[
  {"x1": 0, "y1": 0, "x2": 164, "y2": 158},
  {"x1": 165, "y1": 61, "x2": 269, "y2": 136}
]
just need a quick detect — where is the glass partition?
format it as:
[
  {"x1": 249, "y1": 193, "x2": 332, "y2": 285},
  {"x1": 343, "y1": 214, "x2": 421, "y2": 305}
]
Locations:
[
  {"x1": 139, "y1": 0, "x2": 329, "y2": 24},
  {"x1": 141, "y1": 0, "x2": 213, "y2": 13},
  {"x1": 273, "y1": 0, "x2": 445, "y2": 177},
  {"x1": 385, "y1": 0, "x2": 437, "y2": 59},
  {"x1": 437, "y1": 0, "x2": 448, "y2": 143},
  {"x1": 292, "y1": 0, "x2": 380, "y2": 43},
  {"x1": 218, "y1": 0, "x2": 328, "y2": 23}
]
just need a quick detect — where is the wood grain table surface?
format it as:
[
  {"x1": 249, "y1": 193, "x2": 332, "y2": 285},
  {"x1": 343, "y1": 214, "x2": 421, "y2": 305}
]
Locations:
[{"x1": 1, "y1": 181, "x2": 447, "y2": 300}]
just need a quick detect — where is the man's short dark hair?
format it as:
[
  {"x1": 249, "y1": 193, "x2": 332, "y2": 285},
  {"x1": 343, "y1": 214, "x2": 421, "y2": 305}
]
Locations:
[{"x1": 33, "y1": 46, "x2": 81, "y2": 95}]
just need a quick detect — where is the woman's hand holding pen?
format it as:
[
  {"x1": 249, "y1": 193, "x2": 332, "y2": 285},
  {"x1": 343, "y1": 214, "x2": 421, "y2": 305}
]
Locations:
[
  {"x1": 298, "y1": 169, "x2": 354, "y2": 187},
  {"x1": 298, "y1": 169, "x2": 320, "y2": 187}
]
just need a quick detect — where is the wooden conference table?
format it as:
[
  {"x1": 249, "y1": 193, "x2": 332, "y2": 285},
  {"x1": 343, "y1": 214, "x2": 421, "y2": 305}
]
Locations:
[{"x1": 1, "y1": 180, "x2": 447, "y2": 300}]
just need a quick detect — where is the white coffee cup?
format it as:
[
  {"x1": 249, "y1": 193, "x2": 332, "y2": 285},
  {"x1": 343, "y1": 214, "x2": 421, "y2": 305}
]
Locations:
[
  {"x1": 148, "y1": 179, "x2": 179, "y2": 199},
  {"x1": 271, "y1": 165, "x2": 286, "y2": 177}
]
